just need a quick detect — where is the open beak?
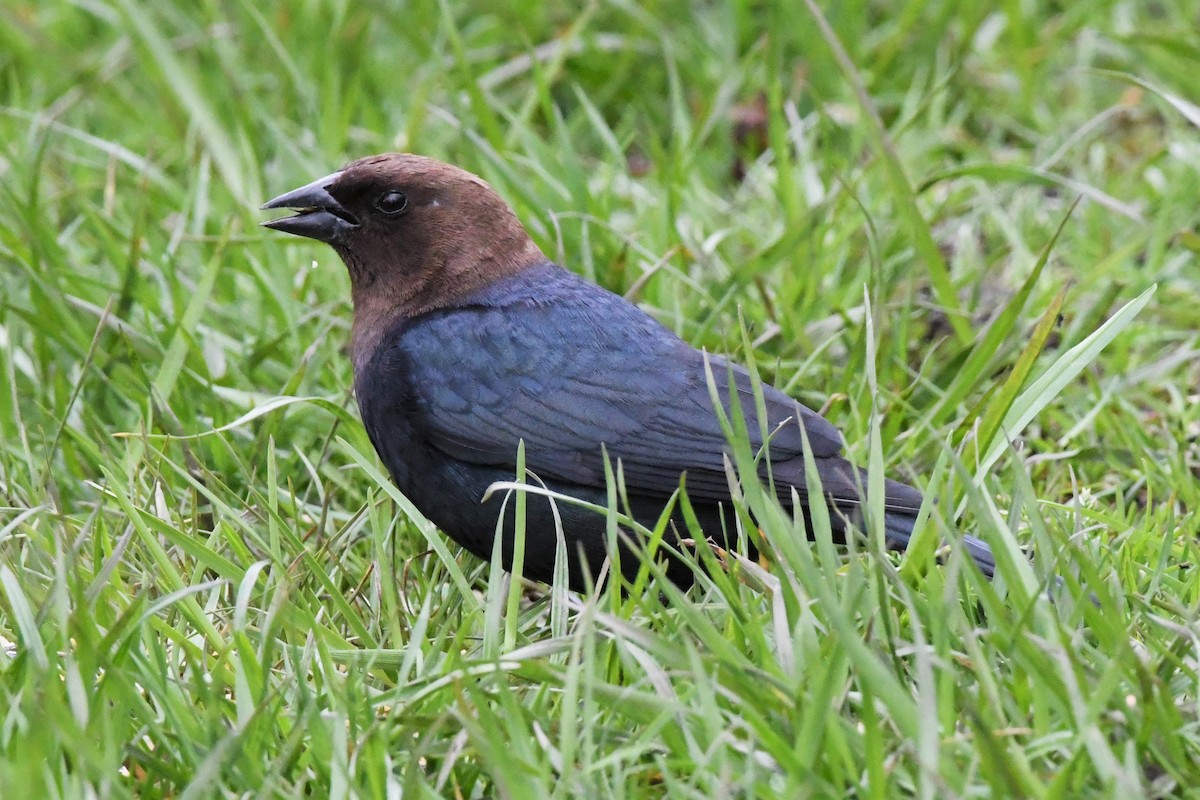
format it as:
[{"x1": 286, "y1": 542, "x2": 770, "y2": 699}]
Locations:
[{"x1": 261, "y1": 171, "x2": 359, "y2": 245}]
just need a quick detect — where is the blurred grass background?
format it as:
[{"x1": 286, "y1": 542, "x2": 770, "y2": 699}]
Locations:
[{"x1": 1, "y1": 0, "x2": 1198, "y2": 796}]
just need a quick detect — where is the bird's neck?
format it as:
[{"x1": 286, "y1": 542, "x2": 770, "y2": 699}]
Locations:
[{"x1": 345, "y1": 236, "x2": 547, "y2": 375}]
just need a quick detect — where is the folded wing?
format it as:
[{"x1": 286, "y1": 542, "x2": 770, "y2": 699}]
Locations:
[{"x1": 392, "y1": 268, "x2": 922, "y2": 513}]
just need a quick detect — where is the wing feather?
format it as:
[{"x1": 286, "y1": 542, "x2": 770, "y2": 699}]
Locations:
[{"x1": 392, "y1": 266, "x2": 914, "y2": 509}]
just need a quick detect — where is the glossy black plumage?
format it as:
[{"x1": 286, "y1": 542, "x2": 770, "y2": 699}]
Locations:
[{"x1": 262, "y1": 153, "x2": 997, "y2": 590}]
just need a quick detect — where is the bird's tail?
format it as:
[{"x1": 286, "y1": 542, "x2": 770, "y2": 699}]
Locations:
[{"x1": 884, "y1": 510, "x2": 996, "y2": 579}]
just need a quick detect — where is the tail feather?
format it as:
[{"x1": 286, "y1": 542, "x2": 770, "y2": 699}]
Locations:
[
  {"x1": 960, "y1": 533, "x2": 996, "y2": 579},
  {"x1": 883, "y1": 511, "x2": 996, "y2": 579}
]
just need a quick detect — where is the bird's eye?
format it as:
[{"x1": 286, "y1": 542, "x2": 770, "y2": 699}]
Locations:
[{"x1": 375, "y1": 191, "x2": 408, "y2": 216}]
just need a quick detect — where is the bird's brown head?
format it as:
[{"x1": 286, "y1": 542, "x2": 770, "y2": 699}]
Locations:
[{"x1": 262, "y1": 153, "x2": 547, "y2": 363}]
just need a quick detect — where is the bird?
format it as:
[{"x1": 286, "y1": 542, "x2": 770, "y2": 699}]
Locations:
[{"x1": 261, "y1": 153, "x2": 996, "y2": 591}]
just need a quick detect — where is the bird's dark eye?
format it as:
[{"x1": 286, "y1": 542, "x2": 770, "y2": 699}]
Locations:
[{"x1": 375, "y1": 190, "x2": 408, "y2": 216}]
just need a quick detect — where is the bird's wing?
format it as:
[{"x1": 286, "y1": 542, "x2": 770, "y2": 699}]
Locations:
[{"x1": 391, "y1": 279, "x2": 914, "y2": 509}]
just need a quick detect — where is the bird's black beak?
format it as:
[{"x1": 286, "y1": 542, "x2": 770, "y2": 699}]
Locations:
[{"x1": 261, "y1": 171, "x2": 359, "y2": 245}]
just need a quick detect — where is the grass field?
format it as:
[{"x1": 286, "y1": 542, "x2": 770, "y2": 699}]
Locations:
[{"x1": 2, "y1": 0, "x2": 1199, "y2": 796}]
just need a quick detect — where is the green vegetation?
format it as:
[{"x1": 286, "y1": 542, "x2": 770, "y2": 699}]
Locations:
[{"x1": 2, "y1": 0, "x2": 1198, "y2": 796}]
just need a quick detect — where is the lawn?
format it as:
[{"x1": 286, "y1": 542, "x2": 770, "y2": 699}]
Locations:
[{"x1": 2, "y1": 0, "x2": 1199, "y2": 796}]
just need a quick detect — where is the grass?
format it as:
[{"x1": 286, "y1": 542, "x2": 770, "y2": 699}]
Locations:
[{"x1": 1, "y1": 0, "x2": 1199, "y2": 796}]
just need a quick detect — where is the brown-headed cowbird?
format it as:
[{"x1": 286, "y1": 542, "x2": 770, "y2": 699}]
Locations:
[{"x1": 262, "y1": 153, "x2": 995, "y2": 590}]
